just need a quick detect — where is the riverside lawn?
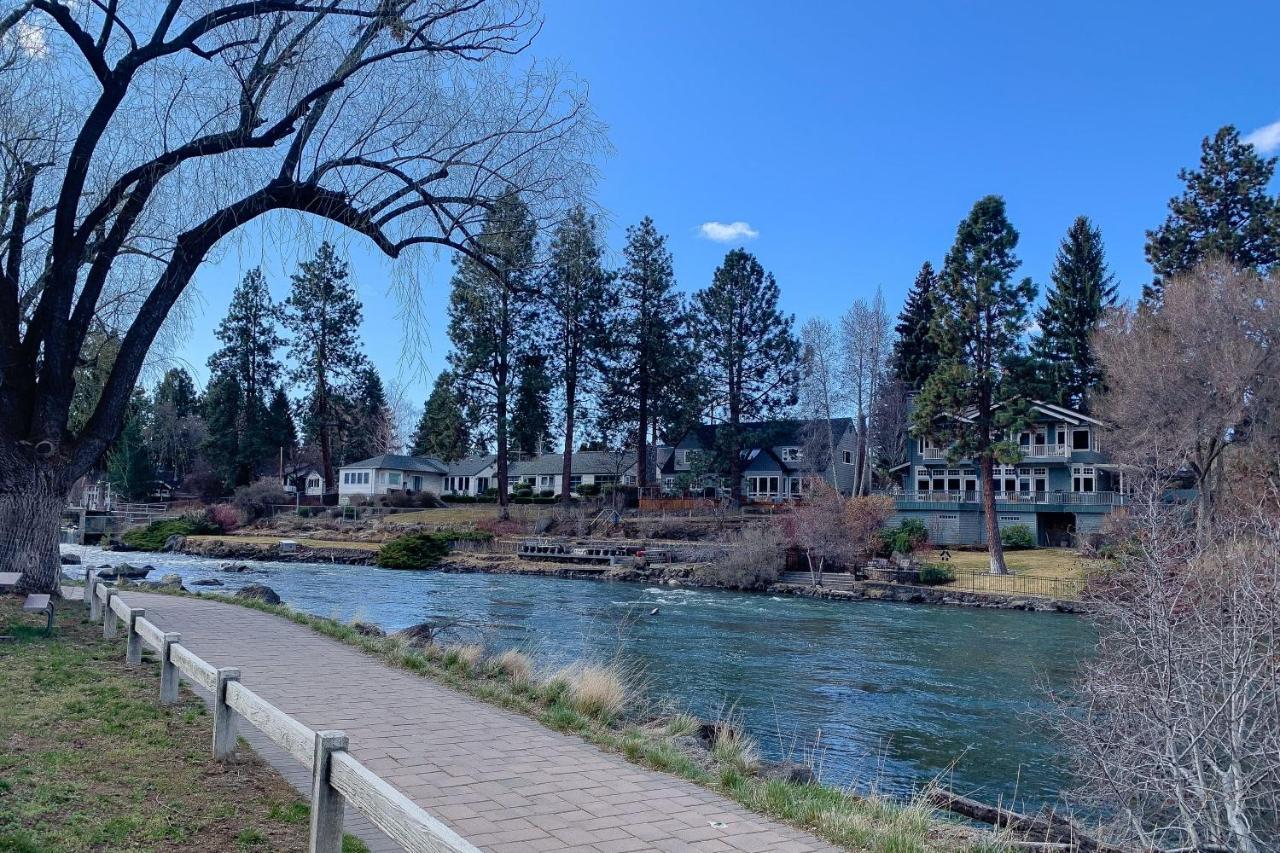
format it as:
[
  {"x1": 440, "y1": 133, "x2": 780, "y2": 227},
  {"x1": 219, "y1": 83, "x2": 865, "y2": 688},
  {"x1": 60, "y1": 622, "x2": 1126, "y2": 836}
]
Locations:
[
  {"x1": 116, "y1": 583, "x2": 1010, "y2": 853},
  {"x1": 0, "y1": 595, "x2": 368, "y2": 853}
]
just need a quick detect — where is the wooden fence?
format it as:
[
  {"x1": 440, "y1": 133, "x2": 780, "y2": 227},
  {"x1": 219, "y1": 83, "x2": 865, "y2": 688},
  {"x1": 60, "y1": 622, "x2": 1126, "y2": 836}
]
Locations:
[{"x1": 83, "y1": 570, "x2": 479, "y2": 853}]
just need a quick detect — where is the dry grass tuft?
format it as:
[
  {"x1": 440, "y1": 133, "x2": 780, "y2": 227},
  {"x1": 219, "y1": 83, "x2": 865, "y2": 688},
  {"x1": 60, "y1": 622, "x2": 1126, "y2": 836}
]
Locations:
[
  {"x1": 443, "y1": 643, "x2": 484, "y2": 672},
  {"x1": 491, "y1": 649, "x2": 533, "y2": 685},
  {"x1": 565, "y1": 663, "x2": 630, "y2": 720}
]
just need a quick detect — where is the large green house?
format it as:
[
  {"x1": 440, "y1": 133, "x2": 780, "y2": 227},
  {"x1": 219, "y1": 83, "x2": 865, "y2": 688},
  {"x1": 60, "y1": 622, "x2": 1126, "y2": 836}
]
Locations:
[{"x1": 888, "y1": 400, "x2": 1127, "y2": 546}]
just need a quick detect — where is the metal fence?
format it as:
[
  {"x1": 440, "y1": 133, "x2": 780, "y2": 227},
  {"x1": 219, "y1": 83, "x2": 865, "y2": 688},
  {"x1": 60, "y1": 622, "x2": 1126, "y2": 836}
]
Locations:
[{"x1": 946, "y1": 569, "x2": 1085, "y2": 600}]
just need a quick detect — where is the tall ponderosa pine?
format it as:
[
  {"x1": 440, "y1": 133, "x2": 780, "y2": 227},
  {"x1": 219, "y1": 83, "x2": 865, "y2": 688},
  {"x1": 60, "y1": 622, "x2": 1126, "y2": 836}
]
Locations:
[
  {"x1": 601, "y1": 217, "x2": 701, "y2": 488},
  {"x1": 543, "y1": 206, "x2": 613, "y2": 502},
  {"x1": 150, "y1": 368, "x2": 203, "y2": 483},
  {"x1": 1032, "y1": 216, "x2": 1117, "y2": 410},
  {"x1": 339, "y1": 365, "x2": 391, "y2": 463},
  {"x1": 1144, "y1": 125, "x2": 1280, "y2": 303},
  {"x1": 694, "y1": 249, "x2": 801, "y2": 501},
  {"x1": 208, "y1": 268, "x2": 284, "y2": 485},
  {"x1": 411, "y1": 371, "x2": 471, "y2": 461},
  {"x1": 890, "y1": 262, "x2": 940, "y2": 388},
  {"x1": 283, "y1": 244, "x2": 367, "y2": 490},
  {"x1": 263, "y1": 387, "x2": 298, "y2": 472},
  {"x1": 912, "y1": 196, "x2": 1036, "y2": 575},
  {"x1": 511, "y1": 354, "x2": 553, "y2": 456},
  {"x1": 200, "y1": 374, "x2": 243, "y2": 491},
  {"x1": 447, "y1": 194, "x2": 538, "y2": 518}
]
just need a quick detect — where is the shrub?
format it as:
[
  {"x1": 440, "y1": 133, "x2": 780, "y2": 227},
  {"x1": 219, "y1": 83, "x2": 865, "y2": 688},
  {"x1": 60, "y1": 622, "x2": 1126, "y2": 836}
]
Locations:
[
  {"x1": 711, "y1": 725, "x2": 760, "y2": 775},
  {"x1": 376, "y1": 532, "x2": 450, "y2": 569},
  {"x1": 538, "y1": 489, "x2": 555, "y2": 498},
  {"x1": 576, "y1": 482, "x2": 601, "y2": 497},
  {"x1": 512, "y1": 483, "x2": 533, "y2": 497},
  {"x1": 207, "y1": 503, "x2": 243, "y2": 531},
  {"x1": 232, "y1": 477, "x2": 292, "y2": 522},
  {"x1": 385, "y1": 491, "x2": 416, "y2": 508},
  {"x1": 120, "y1": 514, "x2": 220, "y2": 551},
  {"x1": 433, "y1": 528, "x2": 494, "y2": 543},
  {"x1": 879, "y1": 518, "x2": 929, "y2": 555},
  {"x1": 695, "y1": 526, "x2": 783, "y2": 590},
  {"x1": 917, "y1": 564, "x2": 955, "y2": 585},
  {"x1": 1000, "y1": 524, "x2": 1037, "y2": 550}
]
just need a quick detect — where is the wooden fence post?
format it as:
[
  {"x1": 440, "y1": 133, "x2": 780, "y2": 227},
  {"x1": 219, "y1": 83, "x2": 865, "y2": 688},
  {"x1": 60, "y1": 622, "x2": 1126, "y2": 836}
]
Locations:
[
  {"x1": 125, "y1": 608, "x2": 146, "y2": 665},
  {"x1": 102, "y1": 591, "x2": 117, "y2": 639},
  {"x1": 83, "y1": 569, "x2": 92, "y2": 614},
  {"x1": 309, "y1": 730, "x2": 348, "y2": 853},
  {"x1": 213, "y1": 667, "x2": 241, "y2": 760},
  {"x1": 159, "y1": 633, "x2": 181, "y2": 705},
  {"x1": 89, "y1": 576, "x2": 101, "y2": 621}
]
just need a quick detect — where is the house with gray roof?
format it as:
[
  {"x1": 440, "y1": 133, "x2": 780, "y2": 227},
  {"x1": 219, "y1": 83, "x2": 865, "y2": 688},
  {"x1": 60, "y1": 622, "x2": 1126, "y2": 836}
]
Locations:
[
  {"x1": 508, "y1": 450, "x2": 639, "y2": 496},
  {"x1": 443, "y1": 454, "x2": 498, "y2": 496},
  {"x1": 337, "y1": 453, "x2": 447, "y2": 503}
]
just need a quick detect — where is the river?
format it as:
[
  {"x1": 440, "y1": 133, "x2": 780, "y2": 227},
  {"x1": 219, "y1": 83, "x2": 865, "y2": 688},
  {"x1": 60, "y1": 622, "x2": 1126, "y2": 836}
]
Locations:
[{"x1": 66, "y1": 544, "x2": 1092, "y2": 810}]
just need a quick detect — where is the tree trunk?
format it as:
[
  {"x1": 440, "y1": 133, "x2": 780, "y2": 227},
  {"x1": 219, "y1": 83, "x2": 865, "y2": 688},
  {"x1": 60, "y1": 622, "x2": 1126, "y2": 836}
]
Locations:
[
  {"x1": 1, "y1": 452, "x2": 67, "y2": 595},
  {"x1": 979, "y1": 454, "x2": 1008, "y2": 575},
  {"x1": 561, "y1": 372, "x2": 575, "y2": 506},
  {"x1": 496, "y1": 381, "x2": 510, "y2": 521},
  {"x1": 636, "y1": 371, "x2": 649, "y2": 490}
]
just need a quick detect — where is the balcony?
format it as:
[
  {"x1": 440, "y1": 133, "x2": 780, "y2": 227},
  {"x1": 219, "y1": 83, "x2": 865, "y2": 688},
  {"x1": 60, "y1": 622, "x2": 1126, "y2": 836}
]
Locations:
[
  {"x1": 883, "y1": 489, "x2": 1127, "y2": 509},
  {"x1": 1019, "y1": 443, "x2": 1070, "y2": 459}
]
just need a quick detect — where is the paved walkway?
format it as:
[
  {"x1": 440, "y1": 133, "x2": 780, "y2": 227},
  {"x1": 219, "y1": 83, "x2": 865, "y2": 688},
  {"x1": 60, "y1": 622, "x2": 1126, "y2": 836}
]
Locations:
[{"x1": 121, "y1": 592, "x2": 837, "y2": 853}]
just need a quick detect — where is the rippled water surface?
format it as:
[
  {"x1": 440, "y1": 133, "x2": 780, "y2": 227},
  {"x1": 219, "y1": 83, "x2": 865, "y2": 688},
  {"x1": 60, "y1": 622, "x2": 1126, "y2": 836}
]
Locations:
[{"x1": 68, "y1": 545, "x2": 1092, "y2": 808}]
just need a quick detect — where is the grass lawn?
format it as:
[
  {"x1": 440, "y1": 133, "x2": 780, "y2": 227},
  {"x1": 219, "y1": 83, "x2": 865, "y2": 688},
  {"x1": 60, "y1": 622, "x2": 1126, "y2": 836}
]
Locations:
[
  {"x1": 927, "y1": 547, "x2": 1108, "y2": 597},
  {"x1": 0, "y1": 595, "x2": 367, "y2": 852},
  {"x1": 386, "y1": 503, "x2": 553, "y2": 527},
  {"x1": 186, "y1": 534, "x2": 382, "y2": 552}
]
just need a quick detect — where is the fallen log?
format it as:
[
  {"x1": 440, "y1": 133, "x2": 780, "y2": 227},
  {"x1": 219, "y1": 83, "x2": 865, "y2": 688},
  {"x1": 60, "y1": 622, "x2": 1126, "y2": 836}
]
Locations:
[{"x1": 926, "y1": 790, "x2": 1130, "y2": 853}]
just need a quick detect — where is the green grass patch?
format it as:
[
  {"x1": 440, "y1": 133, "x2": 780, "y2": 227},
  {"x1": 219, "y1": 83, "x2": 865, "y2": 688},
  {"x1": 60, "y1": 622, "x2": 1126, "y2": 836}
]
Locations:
[
  {"x1": 0, "y1": 596, "x2": 365, "y2": 852},
  {"x1": 120, "y1": 515, "x2": 220, "y2": 551}
]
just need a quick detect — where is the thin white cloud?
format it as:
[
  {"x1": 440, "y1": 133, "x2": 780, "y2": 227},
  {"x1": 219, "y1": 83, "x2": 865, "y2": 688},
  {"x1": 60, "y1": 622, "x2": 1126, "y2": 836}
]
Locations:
[
  {"x1": 698, "y1": 221, "x2": 759, "y2": 242},
  {"x1": 1243, "y1": 119, "x2": 1280, "y2": 155}
]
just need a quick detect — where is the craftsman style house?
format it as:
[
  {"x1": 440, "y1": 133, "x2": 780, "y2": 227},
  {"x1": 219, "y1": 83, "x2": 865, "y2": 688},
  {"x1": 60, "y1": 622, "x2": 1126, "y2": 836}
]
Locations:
[
  {"x1": 887, "y1": 400, "x2": 1126, "y2": 546},
  {"x1": 658, "y1": 419, "x2": 861, "y2": 500}
]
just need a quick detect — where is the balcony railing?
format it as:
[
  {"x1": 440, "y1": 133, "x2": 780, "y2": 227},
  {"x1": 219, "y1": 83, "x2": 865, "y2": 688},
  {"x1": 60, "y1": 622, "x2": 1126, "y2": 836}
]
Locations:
[
  {"x1": 1019, "y1": 443, "x2": 1070, "y2": 459},
  {"x1": 884, "y1": 490, "x2": 1126, "y2": 507}
]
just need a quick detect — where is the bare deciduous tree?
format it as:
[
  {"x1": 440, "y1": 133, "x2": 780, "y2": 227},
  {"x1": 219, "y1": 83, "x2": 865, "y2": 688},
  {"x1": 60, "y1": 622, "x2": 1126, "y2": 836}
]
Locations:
[
  {"x1": 797, "y1": 316, "x2": 843, "y2": 484},
  {"x1": 781, "y1": 483, "x2": 891, "y2": 585},
  {"x1": 1093, "y1": 260, "x2": 1280, "y2": 537},
  {"x1": 1057, "y1": 487, "x2": 1280, "y2": 852},
  {"x1": 0, "y1": 1, "x2": 599, "y2": 592},
  {"x1": 840, "y1": 289, "x2": 892, "y2": 495}
]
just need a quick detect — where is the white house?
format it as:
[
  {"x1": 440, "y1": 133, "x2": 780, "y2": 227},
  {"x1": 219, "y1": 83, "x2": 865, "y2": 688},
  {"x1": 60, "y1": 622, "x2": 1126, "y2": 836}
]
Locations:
[
  {"x1": 508, "y1": 450, "x2": 640, "y2": 495},
  {"x1": 337, "y1": 454, "x2": 447, "y2": 504},
  {"x1": 443, "y1": 454, "x2": 498, "y2": 496}
]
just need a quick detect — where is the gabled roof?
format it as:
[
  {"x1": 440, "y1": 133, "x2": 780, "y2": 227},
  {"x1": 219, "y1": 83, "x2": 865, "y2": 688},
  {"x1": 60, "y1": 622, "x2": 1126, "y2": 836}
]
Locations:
[
  {"x1": 512, "y1": 450, "x2": 637, "y2": 477},
  {"x1": 341, "y1": 454, "x2": 448, "y2": 474},
  {"x1": 446, "y1": 454, "x2": 498, "y2": 476},
  {"x1": 661, "y1": 418, "x2": 853, "y2": 474},
  {"x1": 1029, "y1": 400, "x2": 1104, "y2": 427}
]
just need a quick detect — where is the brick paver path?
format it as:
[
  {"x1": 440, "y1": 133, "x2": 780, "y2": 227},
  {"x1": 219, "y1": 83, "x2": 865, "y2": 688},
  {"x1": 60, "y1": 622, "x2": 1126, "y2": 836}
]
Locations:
[{"x1": 123, "y1": 591, "x2": 838, "y2": 853}]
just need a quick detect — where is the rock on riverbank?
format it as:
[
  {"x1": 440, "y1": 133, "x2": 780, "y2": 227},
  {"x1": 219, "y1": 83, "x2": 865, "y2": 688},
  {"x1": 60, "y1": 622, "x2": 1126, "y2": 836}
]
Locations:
[
  {"x1": 770, "y1": 581, "x2": 1084, "y2": 613},
  {"x1": 179, "y1": 538, "x2": 373, "y2": 565}
]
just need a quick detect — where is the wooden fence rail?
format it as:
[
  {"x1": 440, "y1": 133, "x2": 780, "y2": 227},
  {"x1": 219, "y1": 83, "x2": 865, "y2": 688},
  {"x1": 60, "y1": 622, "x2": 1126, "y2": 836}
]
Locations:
[{"x1": 87, "y1": 572, "x2": 479, "y2": 853}]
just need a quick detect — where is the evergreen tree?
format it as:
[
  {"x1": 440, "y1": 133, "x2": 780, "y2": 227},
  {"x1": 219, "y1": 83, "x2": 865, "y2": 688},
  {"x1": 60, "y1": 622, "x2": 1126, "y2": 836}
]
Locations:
[
  {"x1": 600, "y1": 216, "x2": 702, "y2": 488},
  {"x1": 889, "y1": 262, "x2": 940, "y2": 388},
  {"x1": 1031, "y1": 216, "x2": 1117, "y2": 410},
  {"x1": 447, "y1": 194, "x2": 538, "y2": 518},
  {"x1": 282, "y1": 243, "x2": 367, "y2": 490},
  {"x1": 543, "y1": 206, "x2": 614, "y2": 501},
  {"x1": 511, "y1": 354, "x2": 553, "y2": 456},
  {"x1": 262, "y1": 387, "x2": 298, "y2": 472},
  {"x1": 912, "y1": 195, "x2": 1036, "y2": 575},
  {"x1": 200, "y1": 374, "x2": 243, "y2": 492},
  {"x1": 693, "y1": 249, "x2": 801, "y2": 501},
  {"x1": 150, "y1": 368, "x2": 204, "y2": 483},
  {"x1": 1144, "y1": 125, "x2": 1280, "y2": 303},
  {"x1": 411, "y1": 370, "x2": 471, "y2": 460},
  {"x1": 208, "y1": 267, "x2": 284, "y2": 482},
  {"x1": 340, "y1": 364, "x2": 391, "y2": 463},
  {"x1": 107, "y1": 389, "x2": 156, "y2": 501}
]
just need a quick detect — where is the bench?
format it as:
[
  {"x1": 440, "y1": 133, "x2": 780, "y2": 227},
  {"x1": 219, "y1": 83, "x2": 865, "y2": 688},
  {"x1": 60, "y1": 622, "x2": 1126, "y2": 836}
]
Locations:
[{"x1": 23, "y1": 593, "x2": 54, "y2": 634}]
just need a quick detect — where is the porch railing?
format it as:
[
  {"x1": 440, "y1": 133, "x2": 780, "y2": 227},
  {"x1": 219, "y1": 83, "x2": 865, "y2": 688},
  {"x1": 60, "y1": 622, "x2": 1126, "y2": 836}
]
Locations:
[
  {"x1": 884, "y1": 490, "x2": 1126, "y2": 507},
  {"x1": 1019, "y1": 443, "x2": 1070, "y2": 459}
]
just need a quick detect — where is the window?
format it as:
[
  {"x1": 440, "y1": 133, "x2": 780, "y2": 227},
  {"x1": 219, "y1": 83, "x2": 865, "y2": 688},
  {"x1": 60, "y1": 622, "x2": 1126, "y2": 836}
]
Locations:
[
  {"x1": 387, "y1": 472, "x2": 401, "y2": 486},
  {"x1": 362, "y1": 472, "x2": 370, "y2": 485},
  {"x1": 779, "y1": 447, "x2": 802, "y2": 462},
  {"x1": 569, "y1": 475, "x2": 583, "y2": 490},
  {"x1": 308, "y1": 476, "x2": 321, "y2": 489},
  {"x1": 999, "y1": 515, "x2": 1021, "y2": 522},
  {"x1": 842, "y1": 450, "x2": 853, "y2": 464},
  {"x1": 540, "y1": 475, "x2": 554, "y2": 488},
  {"x1": 1072, "y1": 430, "x2": 1091, "y2": 451},
  {"x1": 342, "y1": 472, "x2": 350, "y2": 485},
  {"x1": 937, "y1": 513, "x2": 958, "y2": 520},
  {"x1": 1072, "y1": 465, "x2": 1096, "y2": 493}
]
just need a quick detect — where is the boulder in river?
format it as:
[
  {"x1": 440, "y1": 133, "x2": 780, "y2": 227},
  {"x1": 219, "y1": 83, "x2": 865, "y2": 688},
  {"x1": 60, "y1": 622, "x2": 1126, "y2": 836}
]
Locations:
[
  {"x1": 159, "y1": 573, "x2": 183, "y2": 586},
  {"x1": 220, "y1": 562, "x2": 256, "y2": 573},
  {"x1": 235, "y1": 584, "x2": 281, "y2": 605},
  {"x1": 760, "y1": 759, "x2": 817, "y2": 786},
  {"x1": 350, "y1": 621, "x2": 386, "y2": 638},
  {"x1": 163, "y1": 534, "x2": 186, "y2": 552},
  {"x1": 97, "y1": 563, "x2": 151, "y2": 580},
  {"x1": 191, "y1": 578, "x2": 224, "y2": 587},
  {"x1": 60, "y1": 552, "x2": 82, "y2": 565}
]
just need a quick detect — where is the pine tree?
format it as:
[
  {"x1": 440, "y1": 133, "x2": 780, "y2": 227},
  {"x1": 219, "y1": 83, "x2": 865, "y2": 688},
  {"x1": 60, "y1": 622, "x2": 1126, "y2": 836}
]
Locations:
[
  {"x1": 600, "y1": 216, "x2": 702, "y2": 488},
  {"x1": 200, "y1": 374, "x2": 243, "y2": 491},
  {"x1": 447, "y1": 194, "x2": 538, "y2": 518},
  {"x1": 106, "y1": 389, "x2": 155, "y2": 501},
  {"x1": 150, "y1": 368, "x2": 203, "y2": 483},
  {"x1": 511, "y1": 354, "x2": 553, "y2": 456},
  {"x1": 1144, "y1": 125, "x2": 1280, "y2": 303},
  {"x1": 411, "y1": 370, "x2": 471, "y2": 460},
  {"x1": 1032, "y1": 216, "x2": 1117, "y2": 410},
  {"x1": 262, "y1": 387, "x2": 298, "y2": 472},
  {"x1": 912, "y1": 195, "x2": 1036, "y2": 575},
  {"x1": 889, "y1": 262, "x2": 940, "y2": 388},
  {"x1": 282, "y1": 243, "x2": 367, "y2": 490},
  {"x1": 339, "y1": 365, "x2": 391, "y2": 463},
  {"x1": 693, "y1": 249, "x2": 801, "y2": 501},
  {"x1": 208, "y1": 268, "x2": 284, "y2": 483},
  {"x1": 543, "y1": 206, "x2": 614, "y2": 501}
]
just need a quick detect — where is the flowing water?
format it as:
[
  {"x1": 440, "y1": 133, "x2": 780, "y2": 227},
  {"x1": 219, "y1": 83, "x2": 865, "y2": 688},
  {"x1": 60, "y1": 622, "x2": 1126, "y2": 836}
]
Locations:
[{"x1": 67, "y1": 545, "x2": 1092, "y2": 809}]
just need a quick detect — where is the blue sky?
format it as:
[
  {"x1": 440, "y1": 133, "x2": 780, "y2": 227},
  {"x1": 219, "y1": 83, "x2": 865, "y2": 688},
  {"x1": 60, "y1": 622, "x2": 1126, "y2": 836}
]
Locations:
[{"x1": 178, "y1": 0, "x2": 1280, "y2": 406}]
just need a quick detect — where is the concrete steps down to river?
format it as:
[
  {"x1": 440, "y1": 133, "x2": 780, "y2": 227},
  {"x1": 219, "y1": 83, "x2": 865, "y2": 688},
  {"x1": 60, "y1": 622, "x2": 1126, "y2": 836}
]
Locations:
[
  {"x1": 778, "y1": 571, "x2": 861, "y2": 590},
  {"x1": 121, "y1": 591, "x2": 837, "y2": 853}
]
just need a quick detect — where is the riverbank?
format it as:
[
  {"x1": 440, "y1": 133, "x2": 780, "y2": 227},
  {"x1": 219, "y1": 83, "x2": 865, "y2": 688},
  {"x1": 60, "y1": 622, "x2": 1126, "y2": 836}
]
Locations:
[
  {"x1": 0, "y1": 595, "x2": 368, "y2": 852},
  {"x1": 169, "y1": 534, "x2": 1086, "y2": 611}
]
